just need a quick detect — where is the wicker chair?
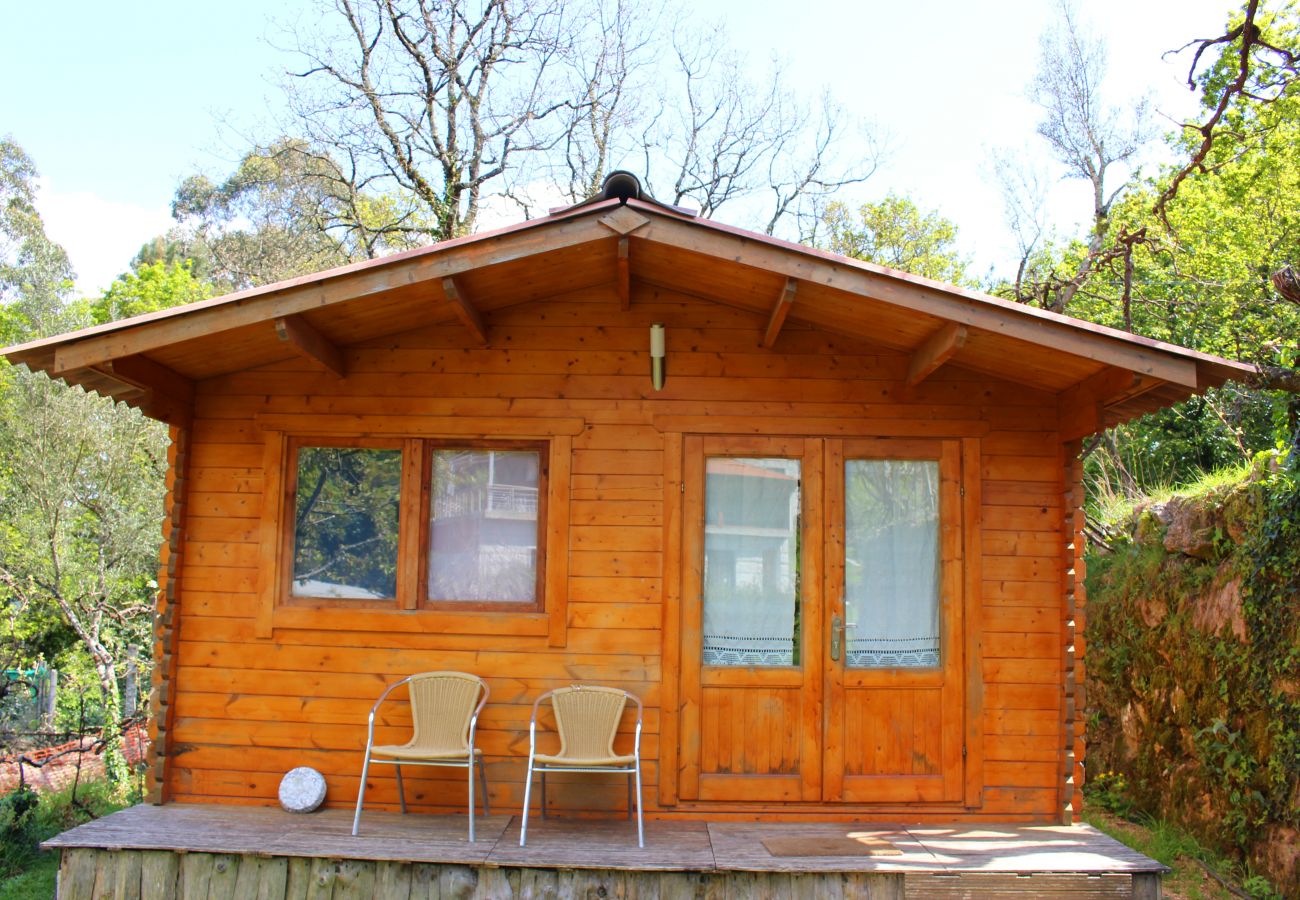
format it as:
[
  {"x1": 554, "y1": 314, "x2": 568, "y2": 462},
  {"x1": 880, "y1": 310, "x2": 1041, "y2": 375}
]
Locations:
[
  {"x1": 520, "y1": 685, "x2": 643, "y2": 847},
  {"x1": 351, "y1": 671, "x2": 490, "y2": 841}
]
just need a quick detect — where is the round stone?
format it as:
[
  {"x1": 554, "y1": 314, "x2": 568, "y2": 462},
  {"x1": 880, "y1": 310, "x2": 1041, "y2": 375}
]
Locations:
[{"x1": 278, "y1": 766, "x2": 327, "y2": 813}]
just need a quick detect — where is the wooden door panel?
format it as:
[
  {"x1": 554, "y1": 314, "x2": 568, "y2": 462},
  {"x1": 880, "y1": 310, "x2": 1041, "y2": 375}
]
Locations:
[
  {"x1": 825, "y1": 439, "x2": 967, "y2": 804},
  {"x1": 681, "y1": 435, "x2": 970, "y2": 808},
  {"x1": 701, "y1": 687, "x2": 803, "y2": 775},
  {"x1": 842, "y1": 688, "x2": 942, "y2": 776},
  {"x1": 678, "y1": 436, "x2": 823, "y2": 803}
]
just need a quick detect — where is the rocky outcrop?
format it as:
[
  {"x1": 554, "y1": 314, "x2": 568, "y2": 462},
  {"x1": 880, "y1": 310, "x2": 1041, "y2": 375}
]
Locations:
[{"x1": 1086, "y1": 461, "x2": 1299, "y2": 897}]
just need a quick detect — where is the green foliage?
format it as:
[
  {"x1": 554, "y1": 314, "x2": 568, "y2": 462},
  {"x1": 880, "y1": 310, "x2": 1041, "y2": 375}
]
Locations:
[
  {"x1": 1086, "y1": 455, "x2": 1299, "y2": 894},
  {"x1": 0, "y1": 137, "x2": 77, "y2": 342},
  {"x1": 0, "y1": 786, "x2": 40, "y2": 878},
  {"x1": 820, "y1": 195, "x2": 973, "y2": 285},
  {"x1": 1237, "y1": 452, "x2": 1300, "y2": 833},
  {"x1": 1085, "y1": 770, "x2": 1134, "y2": 818},
  {"x1": 77, "y1": 261, "x2": 213, "y2": 326},
  {"x1": 156, "y1": 139, "x2": 433, "y2": 293},
  {"x1": 0, "y1": 140, "x2": 168, "y2": 799},
  {"x1": 0, "y1": 778, "x2": 131, "y2": 883}
]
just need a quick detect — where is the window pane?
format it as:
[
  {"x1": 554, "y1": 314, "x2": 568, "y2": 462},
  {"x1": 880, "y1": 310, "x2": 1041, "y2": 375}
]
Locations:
[
  {"x1": 702, "y1": 457, "x2": 801, "y2": 667},
  {"x1": 428, "y1": 450, "x2": 540, "y2": 603},
  {"x1": 844, "y1": 459, "x2": 941, "y2": 669},
  {"x1": 292, "y1": 447, "x2": 401, "y2": 599}
]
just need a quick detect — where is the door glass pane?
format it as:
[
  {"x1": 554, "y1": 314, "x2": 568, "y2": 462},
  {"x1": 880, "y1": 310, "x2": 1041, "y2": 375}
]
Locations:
[
  {"x1": 292, "y1": 446, "x2": 401, "y2": 600},
  {"x1": 702, "y1": 457, "x2": 801, "y2": 667},
  {"x1": 428, "y1": 449, "x2": 540, "y2": 603},
  {"x1": 844, "y1": 459, "x2": 940, "y2": 669}
]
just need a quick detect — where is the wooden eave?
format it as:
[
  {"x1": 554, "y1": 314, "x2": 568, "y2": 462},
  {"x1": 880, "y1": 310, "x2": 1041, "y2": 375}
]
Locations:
[{"x1": 1, "y1": 197, "x2": 1257, "y2": 435}]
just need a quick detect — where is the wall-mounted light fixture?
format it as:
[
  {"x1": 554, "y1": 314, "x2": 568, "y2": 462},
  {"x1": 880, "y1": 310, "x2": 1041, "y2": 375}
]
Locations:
[{"x1": 650, "y1": 323, "x2": 665, "y2": 391}]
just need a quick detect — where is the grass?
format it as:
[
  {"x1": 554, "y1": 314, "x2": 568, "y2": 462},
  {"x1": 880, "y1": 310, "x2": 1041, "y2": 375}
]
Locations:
[
  {"x1": 1089, "y1": 458, "x2": 1256, "y2": 526},
  {"x1": 1085, "y1": 806, "x2": 1280, "y2": 900},
  {"x1": 0, "y1": 777, "x2": 135, "y2": 900}
]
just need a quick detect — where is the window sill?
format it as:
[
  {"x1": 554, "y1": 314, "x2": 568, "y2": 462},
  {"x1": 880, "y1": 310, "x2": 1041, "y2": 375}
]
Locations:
[{"x1": 270, "y1": 604, "x2": 551, "y2": 637}]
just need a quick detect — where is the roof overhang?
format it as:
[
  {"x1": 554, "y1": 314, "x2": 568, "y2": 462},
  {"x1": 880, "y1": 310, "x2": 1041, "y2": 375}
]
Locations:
[{"x1": 1, "y1": 197, "x2": 1258, "y2": 437}]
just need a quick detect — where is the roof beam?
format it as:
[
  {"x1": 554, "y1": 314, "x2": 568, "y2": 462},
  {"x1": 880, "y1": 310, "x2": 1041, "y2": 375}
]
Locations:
[
  {"x1": 100, "y1": 354, "x2": 195, "y2": 404},
  {"x1": 761, "y1": 278, "x2": 797, "y2": 349},
  {"x1": 37, "y1": 214, "x2": 614, "y2": 373},
  {"x1": 637, "y1": 216, "x2": 1202, "y2": 388},
  {"x1": 275, "y1": 314, "x2": 346, "y2": 377},
  {"x1": 906, "y1": 323, "x2": 968, "y2": 386},
  {"x1": 616, "y1": 238, "x2": 631, "y2": 311},
  {"x1": 1058, "y1": 366, "x2": 1161, "y2": 441},
  {"x1": 91, "y1": 355, "x2": 195, "y2": 426},
  {"x1": 441, "y1": 277, "x2": 489, "y2": 346}
]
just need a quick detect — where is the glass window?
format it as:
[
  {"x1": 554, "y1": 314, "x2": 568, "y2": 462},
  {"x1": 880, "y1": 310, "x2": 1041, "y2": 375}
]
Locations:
[
  {"x1": 844, "y1": 459, "x2": 941, "y2": 669},
  {"x1": 427, "y1": 448, "x2": 543, "y2": 605},
  {"x1": 702, "y1": 457, "x2": 801, "y2": 667},
  {"x1": 291, "y1": 446, "x2": 401, "y2": 600}
]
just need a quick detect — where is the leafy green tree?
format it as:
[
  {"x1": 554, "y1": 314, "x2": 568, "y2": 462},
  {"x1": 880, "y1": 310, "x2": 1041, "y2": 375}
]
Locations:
[
  {"x1": 820, "y1": 196, "x2": 972, "y2": 285},
  {"x1": 0, "y1": 370, "x2": 167, "y2": 788},
  {"x1": 1, "y1": 140, "x2": 172, "y2": 791},
  {"x1": 77, "y1": 261, "x2": 213, "y2": 326},
  {"x1": 0, "y1": 138, "x2": 77, "y2": 342},
  {"x1": 1022, "y1": 2, "x2": 1300, "y2": 496},
  {"x1": 149, "y1": 139, "x2": 439, "y2": 292}
]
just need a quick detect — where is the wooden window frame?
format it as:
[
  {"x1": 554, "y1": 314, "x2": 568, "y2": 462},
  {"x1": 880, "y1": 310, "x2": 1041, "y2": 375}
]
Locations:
[
  {"x1": 281, "y1": 436, "x2": 406, "y2": 610},
  {"x1": 256, "y1": 427, "x2": 568, "y2": 642},
  {"x1": 419, "y1": 440, "x2": 549, "y2": 614}
]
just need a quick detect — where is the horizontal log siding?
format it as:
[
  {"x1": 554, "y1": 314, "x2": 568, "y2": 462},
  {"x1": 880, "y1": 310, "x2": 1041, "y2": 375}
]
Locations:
[{"x1": 167, "y1": 287, "x2": 1065, "y2": 821}]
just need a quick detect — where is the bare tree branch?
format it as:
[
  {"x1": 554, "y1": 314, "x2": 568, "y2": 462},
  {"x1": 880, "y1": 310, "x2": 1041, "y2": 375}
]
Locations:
[{"x1": 1156, "y1": 0, "x2": 1299, "y2": 226}]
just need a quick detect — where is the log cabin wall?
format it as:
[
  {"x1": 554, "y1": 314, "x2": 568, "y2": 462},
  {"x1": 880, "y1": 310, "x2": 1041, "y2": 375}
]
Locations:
[{"x1": 167, "y1": 284, "x2": 1066, "y2": 822}]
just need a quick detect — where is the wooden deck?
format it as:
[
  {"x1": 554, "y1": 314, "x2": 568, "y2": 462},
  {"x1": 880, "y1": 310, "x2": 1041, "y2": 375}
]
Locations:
[{"x1": 45, "y1": 803, "x2": 1167, "y2": 898}]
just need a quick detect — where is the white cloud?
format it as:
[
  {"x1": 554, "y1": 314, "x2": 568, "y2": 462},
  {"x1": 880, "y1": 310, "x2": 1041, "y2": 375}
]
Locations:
[{"x1": 34, "y1": 180, "x2": 174, "y2": 297}]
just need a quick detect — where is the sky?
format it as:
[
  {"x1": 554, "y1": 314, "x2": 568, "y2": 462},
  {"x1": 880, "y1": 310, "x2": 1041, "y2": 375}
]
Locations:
[{"x1": 4, "y1": 0, "x2": 1237, "y2": 296}]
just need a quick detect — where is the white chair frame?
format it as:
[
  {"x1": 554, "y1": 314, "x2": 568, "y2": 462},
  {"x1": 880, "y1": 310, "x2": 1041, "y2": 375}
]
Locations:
[
  {"x1": 351, "y1": 672, "x2": 490, "y2": 842},
  {"x1": 519, "y1": 686, "x2": 643, "y2": 848}
]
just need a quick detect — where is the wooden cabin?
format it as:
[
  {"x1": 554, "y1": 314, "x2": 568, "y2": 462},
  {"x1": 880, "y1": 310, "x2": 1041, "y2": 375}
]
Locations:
[{"x1": 2, "y1": 175, "x2": 1255, "y2": 833}]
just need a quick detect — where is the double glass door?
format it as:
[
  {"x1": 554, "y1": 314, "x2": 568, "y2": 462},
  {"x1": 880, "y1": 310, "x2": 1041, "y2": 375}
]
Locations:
[{"x1": 678, "y1": 435, "x2": 967, "y2": 804}]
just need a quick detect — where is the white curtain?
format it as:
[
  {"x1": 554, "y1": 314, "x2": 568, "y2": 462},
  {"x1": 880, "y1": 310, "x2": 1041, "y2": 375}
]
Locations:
[
  {"x1": 701, "y1": 458, "x2": 801, "y2": 666},
  {"x1": 427, "y1": 450, "x2": 539, "y2": 602},
  {"x1": 844, "y1": 459, "x2": 941, "y2": 668}
]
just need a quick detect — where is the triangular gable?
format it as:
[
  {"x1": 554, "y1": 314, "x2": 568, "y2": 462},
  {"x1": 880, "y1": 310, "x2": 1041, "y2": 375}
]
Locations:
[{"x1": 1, "y1": 197, "x2": 1257, "y2": 438}]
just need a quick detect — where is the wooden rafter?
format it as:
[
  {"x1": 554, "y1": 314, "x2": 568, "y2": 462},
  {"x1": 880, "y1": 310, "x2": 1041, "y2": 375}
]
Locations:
[
  {"x1": 441, "y1": 277, "x2": 489, "y2": 346},
  {"x1": 617, "y1": 238, "x2": 631, "y2": 311},
  {"x1": 906, "y1": 323, "x2": 968, "y2": 386},
  {"x1": 761, "y1": 278, "x2": 797, "y2": 349},
  {"x1": 636, "y1": 215, "x2": 1204, "y2": 388},
  {"x1": 101, "y1": 354, "x2": 195, "y2": 404},
  {"x1": 35, "y1": 214, "x2": 614, "y2": 373},
  {"x1": 90, "y1": 354, "x2": 195, "y2": 425},
  {"x1": 275, "y1": 314, "x2": 346, "y2": 377},
  {"x1": 1057, "y1": 366, "x2": 1161, "y2": 441}
]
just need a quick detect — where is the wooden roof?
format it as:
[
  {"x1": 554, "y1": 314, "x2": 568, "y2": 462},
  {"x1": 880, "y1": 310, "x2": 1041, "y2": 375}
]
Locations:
[{"x1": 1, "y1": 197, "x2": 1257, "y2": 439}]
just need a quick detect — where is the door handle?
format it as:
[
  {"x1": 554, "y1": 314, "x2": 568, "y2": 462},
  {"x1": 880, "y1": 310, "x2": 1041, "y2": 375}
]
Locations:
[{"x1": 830, "y1": 614, "x2": 841, "y2": 661}]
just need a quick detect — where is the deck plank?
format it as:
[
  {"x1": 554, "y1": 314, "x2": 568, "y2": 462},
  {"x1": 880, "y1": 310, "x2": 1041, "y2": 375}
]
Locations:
[
  {"x1": 43, "y1": 803, "x2": 1168, "y2": 877},
  {"x1": 493, "y1": 818, "x2": 713, "y2": 871}
]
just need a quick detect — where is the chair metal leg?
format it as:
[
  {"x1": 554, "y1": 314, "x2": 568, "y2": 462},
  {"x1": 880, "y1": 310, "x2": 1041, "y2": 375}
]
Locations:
[
  {"x1": 634, "y1": 762, "x2": 644, "y2": 848},
  {"x1": 477, "y1": 756, "x2": 490, "y2": 815},
  {"x1": 395, "y1": 764, "x2": 407, "y2": 814},
  {"x1": 467, "y1": 756, "x2": 476, "y2": 844},
  {"x1": 351, "y1": 749, "x2": 372, "y2": 836},
  {"x1": 540, "y1": 771, "x2": 547, "y2": 819},
  {"x1": 627, "y1": 774, "x2": 633, "y2": 821},
  {"x1": 519, "y1": 757, "x2": 535, "y2": 847}
]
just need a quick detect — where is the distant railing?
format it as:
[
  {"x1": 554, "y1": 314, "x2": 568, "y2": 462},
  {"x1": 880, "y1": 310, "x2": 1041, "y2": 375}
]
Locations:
[
  {"x1": 436, "y1": 483, "x2": 539, "y2": 518},
  {"x1": 487, "y1": 484, "x2": 538, "y2": 515}
]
